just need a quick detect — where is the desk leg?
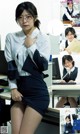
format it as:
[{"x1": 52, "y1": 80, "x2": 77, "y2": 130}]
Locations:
[{"x1": 52, "y1": 90, "x2": 54, "y2": 108}]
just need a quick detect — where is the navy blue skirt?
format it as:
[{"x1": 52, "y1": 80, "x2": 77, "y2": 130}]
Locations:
[{"x1": 11, "y1": 75, "x2": 50, "y2": 116}]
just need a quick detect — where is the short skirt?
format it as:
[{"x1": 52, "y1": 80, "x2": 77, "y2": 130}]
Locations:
[{"x1": 11, "y1": 75, "x2": 50, "y2": 116}]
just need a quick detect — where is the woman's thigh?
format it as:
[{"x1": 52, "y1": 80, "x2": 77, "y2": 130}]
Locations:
[
  {"x1": 11, "y1": 102, "x2": 25, "y2": 134},
  {"x1": 20, "y1": 106, "x2": 43, "y2": 134}
]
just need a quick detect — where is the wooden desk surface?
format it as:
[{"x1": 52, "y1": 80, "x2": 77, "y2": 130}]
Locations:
[
  {"x1": 63, "y1": 21, "x2": 80, "y2": 27},
  {"x1": 63, "y1": 21, "x2": 72, "y2": 25}
]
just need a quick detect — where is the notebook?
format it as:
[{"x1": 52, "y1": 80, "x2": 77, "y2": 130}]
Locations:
[{"x1": 66, "y1": 38, "x2": 80, "y2": 53}]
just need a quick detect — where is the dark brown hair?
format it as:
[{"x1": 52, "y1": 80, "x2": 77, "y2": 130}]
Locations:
[
  {"x1": 65, "y1": 27, "x2": 77, "y2": 38},
  {"x1": 15, "y1": 1, "x2": 40, "y2": 29},
  {"x1": 62, "y1": 55, "x2": 74, "y2": 66}
]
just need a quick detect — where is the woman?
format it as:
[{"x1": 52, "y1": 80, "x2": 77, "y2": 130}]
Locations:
[
  {"x1": 62, "y1": 0, "x2": 79, "y2": 22},
  {"x1": 64, "y1": 115, "x2": 74, "y2": 134},
  {"x1": 4, "y1": 2, "x2": 50, "y2": 134},
  {"x1": 62, "y1": 0, "x2": 74, "y2": 22},
  {"x1": 62, "y1": 55, "x2": 78, "y2": 82},
  {"x1": 60, "y1": 27, "x2": 77, "y2": 52},
  {"x1": 56, "y1": 55, "x2": 78, "y2": 108}
]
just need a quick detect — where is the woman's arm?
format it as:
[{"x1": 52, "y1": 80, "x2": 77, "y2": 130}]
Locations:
[
  {"x1": 24, "y1": 34, "x2": 51, "y2": 71},
  {"x1": 4, "y1": 33, "x2": 18, "y2": 89},
  {"x1": 4, "y1": 33, "x2": 23, "y2": 101}
]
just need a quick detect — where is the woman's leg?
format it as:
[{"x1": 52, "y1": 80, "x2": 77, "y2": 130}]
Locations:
[
  {"x1": 68, "y1": 97, "x2": 78, "y2": 107},
  {"x1": 11, "y1": 102, "x2": 25, "y2": 134},
  {"x1": 56, "y1": 97, "x2": 67, "y2": 108},
  {"x1": 20, "y1": 106, "x2": 43, "y2": 134}
]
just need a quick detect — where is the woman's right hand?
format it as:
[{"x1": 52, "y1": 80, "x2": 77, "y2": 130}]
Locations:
[
  {"x1": 11, "y1": 88, "x2": 23, "y2": 101},
  {"x1": 24, "y1": 35, "x2": 37, "y2": 48}
]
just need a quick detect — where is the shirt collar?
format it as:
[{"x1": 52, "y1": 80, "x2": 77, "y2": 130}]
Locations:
[
  {"x1": 21, "y1": 28, "x2": 40, "y2": 38},
  {"x1": 70, "y1": 66, "x2": 75, "y2": 72},
  {"x1": 30, "y1": 28, "x2": 40, "y2": 38},
  {"x1": 66, "y1": 66, "x2": 75, "y2": 74},
  {"x1": 67, "y1": 7, "x2": 73, "y2": 12}
]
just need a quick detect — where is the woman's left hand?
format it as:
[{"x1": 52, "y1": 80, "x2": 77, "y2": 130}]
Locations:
[
  {"x1": 65, "y1": 48, "x2": 71, "y2": 54},
  {"x1": 11, "y1": 88, "x2": 23, "y2": 101}
]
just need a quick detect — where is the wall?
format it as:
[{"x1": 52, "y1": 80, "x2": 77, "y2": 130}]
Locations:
[{"x1": 0, "y1": 0, "x2": 60, "y2": 49}]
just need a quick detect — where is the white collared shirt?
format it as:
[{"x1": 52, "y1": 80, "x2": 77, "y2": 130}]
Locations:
[{"x1": 4, "y1": 28, "x2": 51, "y2": 89}]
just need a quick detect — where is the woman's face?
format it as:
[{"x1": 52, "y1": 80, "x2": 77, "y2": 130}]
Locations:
[
  {"x1": 68, "y1": 3, "x2": 73, "y2": 9},
  {"x1": 64, "y1": 59, "x2": 73, "y2": 69},
  {"x1": 66, "y1": 117, "x2": 70, "y2": 123},
  {"x1": 18, "y1": 10, "x2": 35, "y2": 34},
  {"x1": 66, "y1": 31, "x2": 75, "y2": 42}
]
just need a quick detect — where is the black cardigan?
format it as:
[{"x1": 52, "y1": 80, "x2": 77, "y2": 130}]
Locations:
[{"x1": 63, "y1": 67, "x2": 78, "y2": 82}]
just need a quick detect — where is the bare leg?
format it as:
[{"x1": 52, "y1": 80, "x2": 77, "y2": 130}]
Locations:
[
  {"x1": 11, "y1": 102, "x2": 25, "y2": 134},
  {"x1": 56, "y1": 97, "x2": 67, "y2": 108},
  {"x1": 68, "y1": 97, "x2": 78, "y2": 107},
  {"x1": 20, "y1": 106, "x2": 43, "y2": 134}
]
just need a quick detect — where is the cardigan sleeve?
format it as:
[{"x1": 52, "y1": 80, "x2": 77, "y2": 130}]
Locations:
[{"x1": 4, "y1": 33, "x2": 18, "y2": 89}]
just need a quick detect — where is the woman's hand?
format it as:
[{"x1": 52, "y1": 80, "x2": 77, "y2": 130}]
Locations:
[
  {"x1": 71, "y1": 21, "x2": 76, "y2": 26},
  {"x1": 11, "y1": 88, "x2": 23, "y2": 101},
  {"x1": 65, "y1": 48, "x2": 71, "y2": 54},
  {"x1": 60, "y1": 80, "x2": 66, "y2": 83},
  {"x1": 24, "y1": 35, "x2": 37, "y2": 48},
  {"x1": 68, "y1": 80, "x2": 74, "y2": 83}
]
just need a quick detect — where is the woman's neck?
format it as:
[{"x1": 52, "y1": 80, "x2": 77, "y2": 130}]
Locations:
[{"x1": 23, "y1": 27, "x2": 36, "y2": 35}]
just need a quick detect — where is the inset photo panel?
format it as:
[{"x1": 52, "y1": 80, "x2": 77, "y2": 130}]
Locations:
[{"x1": 60, "y1": 108, "x2": 80, "y2": 134}]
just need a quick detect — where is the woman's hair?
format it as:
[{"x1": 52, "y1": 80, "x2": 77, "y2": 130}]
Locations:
[
  {"x1": 65, "y1": 114, "x2": 71, "y2": 121},
  {"x1": 65, "y1": 27, "x2": 77, "y2": 38},
  {"x1": 15, "y1": 1, "x2": 40, "y2": 29},
  {"x1": 67, "y1": 0, "x2": 73, "y2": 5},
  {"x1": 62, "y1": 55, "x2": 75, "y2": 66}
]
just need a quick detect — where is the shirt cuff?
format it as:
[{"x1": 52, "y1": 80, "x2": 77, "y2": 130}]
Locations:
[
  {"x1": 8, "y1": 79, "x2": 17, "y2": 89},
  {"x1": 28, "y1": 43, "x2": 37, "y2": 54}
]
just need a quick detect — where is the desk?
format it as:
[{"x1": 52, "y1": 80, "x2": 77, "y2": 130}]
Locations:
[
  {"x1": 50, "y1": 84, "x2": 80, "y2": 90},
  {"x1": 0, "y1": 90, "x2": 11, "y2": 100},
  {"x1": 0, "y1": 75, "x2": 11, "y2": 100},
  {"x1": 0, "y1": 75, "x2": 7, "y2": 79},
  {"x1": 63, "y1": 21, "x2": 72, "y2": 25},
  {"x1": 48, "y1": 85, "x2": 80, "y2": 107}
]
